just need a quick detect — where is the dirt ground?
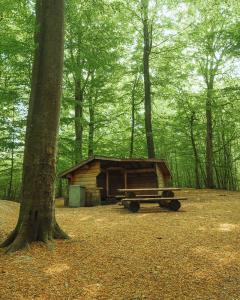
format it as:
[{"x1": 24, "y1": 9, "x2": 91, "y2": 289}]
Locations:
[{"x1": 0, "y1": 189, "x2": 239, "y2": 300}]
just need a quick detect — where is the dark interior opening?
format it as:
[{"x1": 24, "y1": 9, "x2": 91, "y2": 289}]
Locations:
[{"x1": 108, "y1": 170, "x2": 125, "y2": 196}]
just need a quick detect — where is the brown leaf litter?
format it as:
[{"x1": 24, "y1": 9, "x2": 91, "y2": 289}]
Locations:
[{"x1": 0, "y1": 189, "x2": 239, "y2": 299}]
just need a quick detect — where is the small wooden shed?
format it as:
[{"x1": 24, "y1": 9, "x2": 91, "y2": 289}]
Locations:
[{"x1": 59, "y1": 156, "x2": 171, "y2": 206}]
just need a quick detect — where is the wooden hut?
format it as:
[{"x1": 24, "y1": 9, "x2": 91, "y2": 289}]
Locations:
[{"x1": 59, "y1": 156, "x2": 171, "y2": 206}]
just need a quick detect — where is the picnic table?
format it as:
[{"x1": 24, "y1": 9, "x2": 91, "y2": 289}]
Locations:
[{"x1": 117, "y1": 187, "x2": 187, "y2": 212}]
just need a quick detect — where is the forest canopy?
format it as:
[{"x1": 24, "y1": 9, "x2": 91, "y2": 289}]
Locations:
[{"x1": 0, "y1": 0, "x2": 240, "y2": 199}]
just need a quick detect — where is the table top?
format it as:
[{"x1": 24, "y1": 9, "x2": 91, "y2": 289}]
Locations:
[{"x1": 117, "y1": 187, "x2": 181, "y2": 192}]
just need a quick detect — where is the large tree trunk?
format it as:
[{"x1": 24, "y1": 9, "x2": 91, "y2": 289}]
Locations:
[
  {"x1": 74, "y1": 79, "x2": 84, "y2": 163},
  {"x1": 1, "y1": 0, "x2": 68, "y2": 253},
  {"x1": 141, "y1": 0, "x2": 155, "y2": 158},
  {"x1": 205, "y1": 77, "x2": 214, "y2": 188}
]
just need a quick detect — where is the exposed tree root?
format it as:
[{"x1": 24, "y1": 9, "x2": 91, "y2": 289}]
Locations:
[
  {"x1": 1, "y1": 221, "x2": 69, "y2": 254},
  {"x1": 0, "y1": 228, "x2": 18, "y2": 248},
  {"x1": 53, "y1": 222, "x2": 69, "y2": 239},
  {"x1": 5, "y1": 237, "x2": 29, "y2": 254}
]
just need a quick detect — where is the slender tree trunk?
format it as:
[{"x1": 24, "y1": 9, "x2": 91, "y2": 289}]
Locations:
[
  {"x1": 232, "y1": 161, "x2": 238, "y2": 191},
  {"x1": 7, "y1": 105, "x2": 15, "y2": 200},
  {"x1": 129, "y1": 74, "x2": 139, "y2": 158},
  {"x1": 7, "y1": 145, "x2": 14, "y2": 200},
  {"x1": 221, "y1": 126, "x2": 236, "y2": 190},
  {"x1": 174, "y1": 152, "x2": 180, "y2": 186},
  {"x1": 1, "y1": 0, "x2": 68, "y2": 253},
  {"x1": 74, "y1": 79, "x2": 83, "y2": 163},
  {"x1": 129, "y1": 88, "x2": 135, "y2": 158},
  {"x1": 228, "y1": 145, "x2": 237, "y2": 190},
  {"x1": 221, "y1": 128, "x2": 228, "y2": 189},
  {"x1": 142, "y1": 0, "x2": 155, "y2": 158},
  {"x1": 199, "y1": 160, "x2": 206, "y2": 186},
  {"x1": 190, "y1": 114, "x2": 201, "y2": 189},
  {"x1": 205, "y1": 77, "x2": 215, "y2": 188},
  {"x1": 88, "y1": 96, "x2": 95, "y2": 157},
  {"x1": 214, "y1": 162, "x2": 221, "y2": 189}
]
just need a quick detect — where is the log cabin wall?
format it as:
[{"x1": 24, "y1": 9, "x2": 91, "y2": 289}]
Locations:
[
  {"x1": 156, "y1": 163, "x2": 165, "y2": 188},
  {"x1": 61, "y1": 157, "x2": 171, "y2": 205},
  {"x1": 71, "y1": 161, "x2": 101, "y2": 204}
]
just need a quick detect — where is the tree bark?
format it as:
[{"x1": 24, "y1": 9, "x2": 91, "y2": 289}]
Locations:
[
  {"x1": 7, "y1": 105, "x2": 15, "y2": 200},
  {"x1": 74, "y1": 79, "x2": 84, "y2": 163},
  {"x1": 1, "y1": 0, "x2": 68, "y2": 253},
  {"x1": 7, "y1": 145, "x2": 14, "y2": 200},
  {"x1": 141, "y1": 0, "x2": 155, "y2": 158},
  {"x1": 190, "y1": 114, "x2": 201, "y2": 189},
  {"x1": 129, "y1": 74, "x2": 139, "y2": 158},
  {"x1": 205, "y1": 77, "x2": 215, "y2": 188},
  {"x1": 88, "y1": 95, "x2": 95, "y2": 157},
  {"x1": 174, "y1": 152, "x2": 180, "y2": 186}
]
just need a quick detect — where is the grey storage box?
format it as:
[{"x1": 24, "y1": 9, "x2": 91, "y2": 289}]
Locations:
[{"x1": 69, "y1": 185, "x2": 86, "y2": 207}]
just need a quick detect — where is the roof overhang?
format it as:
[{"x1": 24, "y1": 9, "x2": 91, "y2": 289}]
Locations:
[{"x1": 59, "y1": 156, "x2": 171, "y2": 178}]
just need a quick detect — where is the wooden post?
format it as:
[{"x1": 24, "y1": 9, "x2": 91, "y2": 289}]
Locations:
[
  {"x1": 124, "y1": 171, "x2": 127, "y2": 190},
  {"x1": 155, "y1": 163, "x2": 163, "y2": 194},
  {"x1": 106, "y1": 169, "x2": 109, "y2": 197}
]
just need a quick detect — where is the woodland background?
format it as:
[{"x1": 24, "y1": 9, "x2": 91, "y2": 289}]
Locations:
[{"x1": 0, "y1": 0, "x2": 240, "y2": 200}]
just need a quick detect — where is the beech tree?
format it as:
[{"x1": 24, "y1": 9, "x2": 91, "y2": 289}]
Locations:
[
  {"x1": 1, "y1": 0, "x2": 240, "y2": 199},
  {"x1": 141, "y1": 0, "x2": 155, "y2": 158},
  {"x1": 0, "y1": 0, "x2": 68, "y2": 253},
  {"x1": 64, "y1": 0, "x2": 126, "y2": 163},
  {"x1": 189, "y1": 0, "x2": 239, "y2": 188},
  {"x1": 0, "y1": 1, "x2": 33, "y2": 200}
]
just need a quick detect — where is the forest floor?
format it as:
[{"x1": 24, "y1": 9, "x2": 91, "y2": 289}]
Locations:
[{"x1": 0, "y1": 189, "x2": 239, "y2": 300}]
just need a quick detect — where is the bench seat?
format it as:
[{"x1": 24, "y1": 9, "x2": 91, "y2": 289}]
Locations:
[{"x1": 121, "y1": 197, "x2": 187, "y2": 202}]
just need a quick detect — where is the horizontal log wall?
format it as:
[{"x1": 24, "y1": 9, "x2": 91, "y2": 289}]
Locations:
[
  {"x1": 71, "y1": 161, "x2": 101, "y2": 202},
  {"x1": 68, "y1": 161, "x2": 168, "y2": 203}
]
